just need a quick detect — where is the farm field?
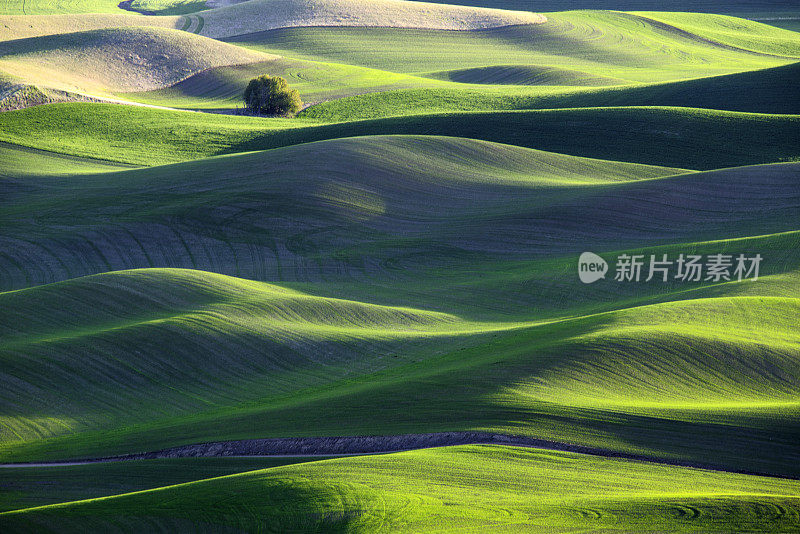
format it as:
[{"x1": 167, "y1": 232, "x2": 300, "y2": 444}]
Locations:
[
  {"x1": 0, "y1": 0, "x2": 798, "y2": 531},
  {"x1": 3, "y1": 446, "x2": 800, "y2": 532}
]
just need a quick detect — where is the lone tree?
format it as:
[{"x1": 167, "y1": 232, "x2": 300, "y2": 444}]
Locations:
[{"x1": 243, "y1": 75, "x2": 302, "y2": 117}]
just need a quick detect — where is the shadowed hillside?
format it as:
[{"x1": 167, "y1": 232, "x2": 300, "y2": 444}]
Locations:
[
  {"x1": 0, "y1": 1, "x2": 797, "y2": 531},
  {"x1": 1, "y1": 136, "x2": 798, "y2": 478},
  {"x1": 2, "y1": 446, "x2": 799, "y2": 532},
  {"x1": 2, "y1": 135, "x2": 798, "y2": 290}
]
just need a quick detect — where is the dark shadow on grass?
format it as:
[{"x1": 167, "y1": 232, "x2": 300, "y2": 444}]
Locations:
[{"x1": 225, "y1": 108, "x2": 800, "y2": 170}]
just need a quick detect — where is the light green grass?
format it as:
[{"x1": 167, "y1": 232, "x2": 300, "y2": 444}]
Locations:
[
  {"x1": 0, "y1": 103, "x2": 797, "y2": 169},
  {"x1": 0, "y1": 142, "x2": 134, "y2": 178},
  {"x1": 119, "y1": 58, "x2": 447, "y2": 110},
  {"x1": 0, "y1": 0, "x2": 123, "y2": 14},
  {"x1": 2, "y1": 446, "x2": 799, "y2": 532},
  {"x1": 129, "y1": 0, "x2": 208, "y2": 15},
  {"x1": 1, "y1": 138, "x2": 797, "y2": 476},
  {"x1": 408, "y1": 0, "x2": 797, "y2": 18},
  {"x1": 2, "y1": 266, "x2": 798, "y2": 476},
  {"x1": 121, "y1": 57, "x2": 800, "y2": 117},
  {"x1": 0, "y1": 5, "x2": 798, "y2": 527},
  {"x1": 226, "y1": 12, "x2": 800, "y2": 82},
  {"x1": 300, "y1": 61, "x2": 800, "y2": 119},
  {"x1": 636, "y1": 11, "x2": 800, "y2": 56},
  {"x1": 0, "y1": 103, "x2": 302, "y2": 165},
  {"x1": 121, "y1": 58, "x2": 800, "y2": 117}
]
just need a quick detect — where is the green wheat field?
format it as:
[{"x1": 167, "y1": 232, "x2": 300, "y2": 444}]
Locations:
[{"x1": 0, "y1": 0, "x2": 798, "y2": 531}]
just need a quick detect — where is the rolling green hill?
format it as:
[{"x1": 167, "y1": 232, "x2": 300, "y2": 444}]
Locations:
[
  {"x1": 2, "y1": 134, "x2": 797, "y2": 291},
  {"x1": 0, "y1": 457, "x2": 319, "y2": 513},
  {"x1": 0, "y1": 0, "x2": 797, "y2": 530},
  {"x1": 0, "y1": 142, "x2": 133, "y2": 178},
  {"x1": 524, "y1": 61, "x2": 800, "y2": 114},
  {"x1": 3, "y1": 10, "x2": 797, "y2": 116},
  {"x1": 121, "y1": 56, "x2": 800, "y2": 116},
  {"x1": 0, "y1": 135, "x2": 690, "y2": 288},
  {"x1": 128, "y1": 0, "x2": 209, "y2": 16},
  {"x1": 2, "y1": 266, "x2": 799, "y2": 475},
  {"x1": 2, "y1": 446, "x2": 799, "y2": 532},
  {"x1": 0, "y1": 0, "x2": 125, "y2": 14},
  {"x1": 409, "y1": 0, "x2": 798, "y2": 18},
  {"x1": 226, "y1": 12, "x2": 800, "y2": 82},
  {"x1": 1, "y1": 137, "x2": 797, "y2": 478},
  {"x1": 118, "y1": 58, "x2": 445, "y2": 111},
  {"x1": 0, "y1": 268, "x2": 477, "y2": 445},
  {"x1": 425, "y1": 64, "x2": 630, "y2": 86},
  {"x1": 301, "y1": 60, "x2": 800, "y2": 118},
  {"x1": 1, "y1": 104, "x2": 797, "y2": 168}
]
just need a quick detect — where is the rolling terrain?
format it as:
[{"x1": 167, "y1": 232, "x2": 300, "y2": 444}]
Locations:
[
  {"x1": 4, "y1": 7, "x2": 800, "y2": 114},
  {"x1": 2, "y1": 446, "x2": 800, "y2": 532},
  {"x1": 0, "y1": 0, "x2": 797, "y2": 531},
  {"x1": 0, "y1": 27, "x2": 271, "y2": 96},
  {"x1": 1, "y1": 137, "x2": 798, "y2": 475},
  {"x1": 1, "y1": 104, "x2": 798, "y2": 167}
]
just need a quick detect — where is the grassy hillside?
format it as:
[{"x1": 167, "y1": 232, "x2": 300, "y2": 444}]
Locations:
[
  {"x1": 0, "y1": 1, "x2": 797, "y2": 529},
  {"x1": 2, "y1": 268, "x2": 799, "y2": 471},
  {"x1": 118, "y1": 60, "x2": 800, "y2": 122},
  {"x1": 2, "y1": 10, "x2": 796, "y2": 115},
  {"x1": 3, "y1": 446, "x2": 799, "y2": 532},
  {"x1": 1, "y1": 137, "x2": 797, "y2": 475},
  {"x1": 121, "y1": 57, "x2": 800, "y2": 116},
  {"x1": 1, "y1": 104, "x2": 797, "y2": 168},
  {"x1": 129, "y1": 0, "x2": 209, "y2": 15},
  {"x1": 227, "y1": 13, "x2": 800, "y2": 82},
  {"x1": 0, "y1": 268, "x2": 477, "y2": 445},
  {"x1": 0, "y1": 0, "x2": 124, "y2": 14},
  {"x1": 0, "y1": 135, "x2": 691, "y2": 288},
  {"x1": 0, "y1": 457, "x2": 320, "y2": 513},
  {"x1": 302, "y1": 60, "x2": 800, "y2": 118},
  {"x1": 413, "y1": 0, "x2": 797, "y2": 16},
  {"x1": 0, "y1": 142, "x2": 133, "y2": 178},
  {"x1": 528, "y1": 61, "x2": 800, "y2": 114},
  {"x1": 426, "y1": 64, "x2": 629, "y2": 86},
  {"x1": 3, "y1": 134, "x2": 797, "y2": 291},
  {"x1": 638, "y1": 11, "x2": 800, "y2": 56},
  {"x1": 120, "y1": 58, "x2": 445, "y2": 111}
]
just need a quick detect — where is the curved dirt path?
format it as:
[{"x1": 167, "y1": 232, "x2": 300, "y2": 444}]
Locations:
[{"x1": 2, "y1": 431, "x2": 797, "y2": 479}]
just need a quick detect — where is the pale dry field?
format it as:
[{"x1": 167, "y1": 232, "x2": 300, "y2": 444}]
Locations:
[{"x1": 197, "y1": 0, "x2": 546, "y2": 38}]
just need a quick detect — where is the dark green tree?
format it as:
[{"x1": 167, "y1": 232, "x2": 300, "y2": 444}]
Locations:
[{"x1": 243, "y1": 75, "x2": 302, "y2": 117}]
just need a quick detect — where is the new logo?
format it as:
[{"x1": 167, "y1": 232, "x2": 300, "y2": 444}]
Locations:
[{"x1": 578, "y1": 252, "x2": 608, "y2": 284}]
